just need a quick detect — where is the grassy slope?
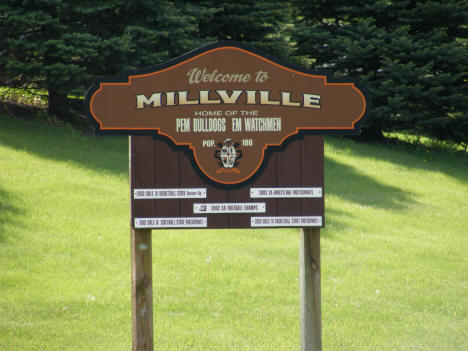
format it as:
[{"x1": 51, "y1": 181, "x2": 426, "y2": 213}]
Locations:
[{"x1": 0, "y1": 114, "x2": 466, "y2": 350}]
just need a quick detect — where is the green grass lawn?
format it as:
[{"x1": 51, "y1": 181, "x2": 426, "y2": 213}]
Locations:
[{"x1": 0, "y1": 114, "x2": 467, "y2": 350}]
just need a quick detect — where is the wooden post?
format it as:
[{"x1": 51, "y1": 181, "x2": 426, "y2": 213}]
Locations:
[
  {"x1": 131, "y1": 228, "x2": 153, "y2": 351},
  {"x1": 300, "y1": 227, "x2": 322, "y2": 351}
]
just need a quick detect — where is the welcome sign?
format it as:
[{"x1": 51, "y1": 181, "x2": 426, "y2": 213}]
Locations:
[
  {"x1": 85, "y1": 42, "x2": 367, "y2": 185},
  {"x1": 85, "y1": 42, "x2": 369, "y2": 229}
]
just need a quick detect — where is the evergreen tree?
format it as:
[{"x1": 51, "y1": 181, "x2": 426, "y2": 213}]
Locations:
[
  {"x1": 0, "y1": 0, "x2": 212, "y2": 119},
  {"x1": 196, "y1": 0, "x2": 293, "y2": 59},
  {"x1": 292, "y1": 0, "x2": 468, "y2": 142},
  {"x1": 0, "y1": 0, "x2": 91, "y2": 117}
]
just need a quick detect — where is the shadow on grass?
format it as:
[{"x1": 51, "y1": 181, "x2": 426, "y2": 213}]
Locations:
[
  {"x1": 0, "y1": 186, "x2": 25, "y2": 242},
  {"x1": 326, "y1": 136, "x2": 468, "y2": 185},
  {"x1": 0, "y1": 114, "x2": 128, "y2": 177},
  {"x1": 325, "y1": 156, "x2": 415, "y2": 210},
  {"x1": 321, "y1": 207, "x2": 358, "y2": 237},
  {"x1": 323, "y1": 136, "x2": 468, "y2": 233},
  {"x1": 323, "y1": 155, "x2": 416, "y2": 233}
]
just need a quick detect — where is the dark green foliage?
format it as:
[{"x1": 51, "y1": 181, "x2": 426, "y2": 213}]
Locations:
[
  {"x1": 0, "y1": 0, "x2": 211, "y2": 118},
  {"x1": 1, "y1": 1, "x2": 81, "y2": 116},
  {"x1": 292, "y1": 0, "x2": 468, "y2": 142},
  {"x1": 196, "y1": 0, "x2": 293, "y2": 59}
]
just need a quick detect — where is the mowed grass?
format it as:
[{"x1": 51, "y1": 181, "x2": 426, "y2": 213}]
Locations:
[{"x1": 0, "y1": 114, "x2": 467, "y2": 350}]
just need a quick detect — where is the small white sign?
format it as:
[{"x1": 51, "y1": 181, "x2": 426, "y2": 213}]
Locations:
[
  {"x1": 135, "y1": 217, "x2": 207, "y2": 228},
  {"x1": 250, "y1": 187, "x2": 322, "y2": 198},
  {"x1": 250, "y1": 216, "x2": 322, "y2": 227},
  {"x1": 193, "y1": 203, "x2": 266, "y2": 214},
  {"x1": 134, "y1": 188, "x2": 207, "y2": 199}
]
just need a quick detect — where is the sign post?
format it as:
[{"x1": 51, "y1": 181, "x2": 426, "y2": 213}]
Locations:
[
  {"x1": 130, "y1": 228, "x2": 153, "y2": 351},
  {"x1": 300, "y1": 228, "x2": 321, "y2": 351},
  {"x1": 85, "y1": 41, "x2": 369, "y2": 350}
]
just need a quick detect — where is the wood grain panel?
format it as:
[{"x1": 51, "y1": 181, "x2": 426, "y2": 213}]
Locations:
[
  {"x1": 301, "y1": 135, "x2": 324, "y2": 220},
  {"x1": 155, "y1": 138, "x2": 180, "y2": 217},
  {"x1": 179, "y1": 149, "x2": 205, "y2": 217},
  {"x1": 130, "y1": 136, "x2": 156, "y2": 221},
  {"x1": 277, "y1": 137, "x2": 302, "y2": 216},
  {"x1": 250, "y1": 151, "x2": 278, "y2": 216}
]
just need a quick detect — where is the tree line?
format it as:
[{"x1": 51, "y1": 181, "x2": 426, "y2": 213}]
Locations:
[{"x1": 1, "y1": 0, "x2": 467, "y2": 142}]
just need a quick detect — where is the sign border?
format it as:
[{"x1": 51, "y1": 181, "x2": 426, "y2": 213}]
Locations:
[{"x1": 85, "y1": 41, "x2": 370, "y2": 136}]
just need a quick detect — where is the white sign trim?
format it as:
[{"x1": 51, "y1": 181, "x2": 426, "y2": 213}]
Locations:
[
  {"x1": 250, "y1": 216, "x2": 322, "y2": 227},
  {"x1": 134, "y1": 188, "x2": 207, "y2": 199},
  {"x1": 135, "y1": 217, "x2": 207, "y2": 228},
  {"x1": 250, "y1": 187, "x2": 322, "y2": 198},
  {"x1": 193, "y1": 202, "x2": 266, "y2": 214}
]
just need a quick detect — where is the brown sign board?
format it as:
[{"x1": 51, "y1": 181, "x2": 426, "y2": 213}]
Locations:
[
  {"x1": 130, "y1": 134, "x2": 324, "y2": 229},
  {"x1": 84, "y1": 42, "x2": 369, "y2": 229}
]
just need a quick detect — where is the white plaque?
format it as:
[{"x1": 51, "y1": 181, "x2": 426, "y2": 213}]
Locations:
[
  {"x1": 135, "y1": 217, "x2": 207, "y2": 228},
  {"x1": 250, "y1": 187, "x2": 322, "y2": 198},
  {"x1": 250, "y1": 216, "x2": 322, "y2": 227},
  {"x1": 134, "y1": 188, "x2": 207, "y2": 199},
  {"x1": 194, "y1": 203, "x2": 266, "y2": 214}
]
